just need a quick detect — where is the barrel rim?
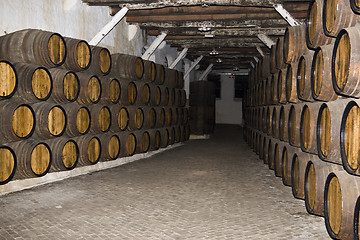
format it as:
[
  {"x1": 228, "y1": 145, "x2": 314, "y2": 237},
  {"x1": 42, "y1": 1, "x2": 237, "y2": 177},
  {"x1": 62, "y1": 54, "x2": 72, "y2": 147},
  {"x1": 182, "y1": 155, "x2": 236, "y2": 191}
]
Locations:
[
  {"x1": 48, "y1": 32, "x2": 67, "y2": 67},
  {"x1": 0, "y1": 60, "x2": 18, "y2": 99},
  {"x1": 49, "y1": 104, "x2": 68, "y2": 137},
  {"x1": 31, "y1": 141, "x2": 52, "y2": 177},
  {"x1": 88, "y1": 136, "x2": 102, "y2": 164},
  {"x1": 88, "y1": 75, "x2": 102, "y2": 104},
  {"x1": 310, "y1": 46, "x2": 322, "y2": 99},
  {"x1": 33, "y1": 66, "x2": 53, "y2": 101},
  {"x1": 296, "y1": 55, "x2": 306, "y2": 98},
  {"x1": 305, "y1": 0, "x2": 318, "y2": 50},
  {"x1": 127, "y1": 133, "x2": 137, "y2": 156},
  {"x1": 142, "y1": 131, "x2": 150, "y2": 152},
  {"x1": 331, "y1": 29, "x2": 349, "y2": 95},
  {"x1": 119, "y1": 107, "x2": 129, "y2": 131},
  {"x1": 299, "y1": 104, "x2": 310, "y2": 152},
  {"x1": 98, "y1": 47, "x2": 112, "y2": 75},
  {"x1": 350, "y1": 0, "x2": 360, "y2": 13},
  {"x1": 322, "y1": 0, "x2": 335, "y2": 37},
  {"x1": 99, "y1": 105, "x2": 112, "y2": 133},
  {"x1": 290, "y1": 152, "x2": 300, "y2": 198},
  {"x1": 62, "y1": 139, "x2": 79, "y2": 170},
  {"x1": 353, "y1": 194, "x2": 360, "y2": 239},
  {"x1": 78, "y1": 106, "x2": 91, "y2": 135},
  {"x1": 281, "y1": 144, "x2": 289, "y2": 185},
  {"x1": 108, "y1": 134, "x2": 120, "y2": 160},
  {"x1": 0, "y1": 145, "x2": 17, "y2": 185},
  {"x1": 13, "y1": 103, "x2": 36, "y2": 139},
  {"x1": 316, "y1": 103, "x2": 329, "y2": 161},
  {"x1": 283, "y1": 26, "x2": 291, "y2": 64},
  {"x1": 109, "y1": 78, "x2": 121, "y2": 103},
  {"x1": 63, "y1": 71, "x2": 80, "y2": 102},
  {"x1": 304, "y1": 160, "x2": 316, "y2": 215},
  {"x1": 288, "y1": 105, "x2": 296, "y2": 145},
  {"x1": 76, "y1": 40, "x2": 92, "y2": 70}
]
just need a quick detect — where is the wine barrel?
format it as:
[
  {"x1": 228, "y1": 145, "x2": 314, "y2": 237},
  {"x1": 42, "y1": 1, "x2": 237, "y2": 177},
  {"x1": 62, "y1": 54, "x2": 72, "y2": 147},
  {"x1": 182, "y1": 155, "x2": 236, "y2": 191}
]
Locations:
[
  {"x1": 261, "y1": 54, "x2": 271, "y2": 80},
  {"x1": 74, "y1": 134, "x2": 101, "y2": 165},
  {"x1": 277, "y1": 68, "x2": 287, "y2": 104},
  {"x1": 133, "y1": 130, "x2": 150, "y2": 154},
  {"x1": 174, "y1": 125, "x2": 181, "y2": 143},
  {"x1": 274, "y1": 141, "x2": 285, "y2": 177},
  {"x1": 0, "y1": 60, "x2": 17, "y2": 99},
  {"x1": 304, "y1": 158, "x2": 342, "y2": 216},
  {"x1": 47, "y1": 137, "x2": 78, "y2": 171},
  {"x1": 119, "y1": 80, "x2": 137, "y2": 105},
  {"x1": 311, "y1": 44, "x2": 338, "y2": 101},
  {"x1": 291, "y1": 151, "x2": 312, "y2": 199},
  {"x1": 270, "y1": 44, "x2": 277, "y2": 74},
  {"x1": 149, "y1": 84, "x2": 162, "y2": 107},
  {"x1": 76, "y1": 72, "x2": 102, "y2": 104},
  {"x1": 317, "y1": 99, "x2": 349, "y2": 164},
  {"x1": 306, "y1": 0, "x2": 335, "y2": 49},
  {"x1": 12, "y1": 62, "x2": 52, "y2": 102},
  {"x1": 97, "y1": 133, "x2": 120, "y2": 161},
  {"x1": 142, "y1": 107, "x2": 157, "y2": 130},
  {"x1": 118, "y1": 132, "x2": 136, "y2": 157},
  {"x1": 31, "y1": 102, "x2": 67, "y2": 139},
  {"x1": 62, "y1": 104, "x2": 90, "y2": 137},
  {"x1": 183, "y1": 108, "x2": 189, "y2": 125},
  {"x1": 148, "y1": 129, "x2": 161, "y2": 151},
  {"x1": 340, "y1": 100, "x2": 360, "y2": 175},
  {"x1": 351, "y1": 0, "x2": 360, "y2": 13},
  {"x1": 279, "y1": 105, "x2": 290, "y2": 142},
  {"x1": 135, "y1": 82, "x2": 151, "y2": 106},
  {"x1": 0, "y1": 100, "x2": 35, "y2": 142},
  {"x1": 258, "y1": 133, "x2": 265, "y2": 160},
  {"x1": 155, "y1": 63, "x2": 165, "y2": 85},
  {"x1": 127, "y1": 106, "x2": 144, "y2": 131},
  {"x1": 111, "y1": 53, "x2": 144, "y2": 80},
  {"x1": 164, "y1": 68, "x2": 178, "y2": 88},
  {"x1": 0, "y1": 145, "x2": 16, "y2": 184},
  {"x1": 300, "y1": 102, "x2": 322, "y2": 154},
  {"x1": 262, "y1": 136, "x2": 270, "y2": 165},
  {"x1": 160, "y1": 128, "x2": 169, "y2": 148},
  {"x1": 276, "y1": 37, "x2": 286, "y2": 70},
  {"x1": 88, "y1": 104, "x2": 111, "y2": 134},
  {"x1": 288, "y1": 103, "x2": 304, "y2": 147},
  {"x1": 169, "y1": 88, "x2": 176, "y2": 106},
  {"x1": 165, "y1": 107, "x2": 173, "y2": 127},
  {"x1": 261, "y1": 107, "x2": 267, "y2": 133},
  {"x1": 332, "y1": 26, "x2": 360, "y2": 97},
  {"x1": 264, "y1": 77, "x2": 271, "y2": 105},
  {"x1": 284, "y1": 24, "x2": 308, "y2": 64},
  {"x1": 282, "y1": 145, "x2": 300, "y2": 186},
  {"x1": 267, "y1": 138, "x2": 277, "y2": 170},
  {"x1": 271, "y1": 106, "x2": 280, "y2": 139},
  {"x1": 86, "y1": 46, "x2": 111, "y2": 76},
  {"x1": 177, "y1": 71, "x2": 184, "y2": 89},
  {"x1": 323, "y1": 0, "x2": 359, "y2": 37},
  {"x1": 324, "y1": 170, "x2": 360, "y2": 239},
  {"x1": 99, "y1": 76, "x2": 121, "y2": 104},
  {"x1": 155, "y1": 107, "x2": 166, "y2": 128},
  {"x1": 172, "y1": 108, "x2": 179, "y2": 126},
  {"x1": 62, "y1": 37, "x2": 91, "y2": 71},
  {"x1": 270, "y1": 73, "x2": 279, "y2": 105},
  {"x1": 142, "y1": 60, "x2": 156, "y2": 83},
  {"x1": 285, "y1": 61, "x2": 300, "y2": 103},
  {"x1": 296, "y1": 50, "x2": 315, "y2": 102},
  {"x1": 7, "y1": 139, "x2": 51, "y2": 178},
  {"x1": 265, "y1": 106, "x2": 273, "y2": 136},
  {"x1": 116, "y1": 107, "x2": 129, "y2": 131},
  {"x1": 257, "y1": 107, "x2": 263, "y2": 131},
  {"x1": 0, "y1": 29, "x2": 66, "y2": 68},
  {"x1": 48, "y1": 68, "x2": 80, "y2": 103}
]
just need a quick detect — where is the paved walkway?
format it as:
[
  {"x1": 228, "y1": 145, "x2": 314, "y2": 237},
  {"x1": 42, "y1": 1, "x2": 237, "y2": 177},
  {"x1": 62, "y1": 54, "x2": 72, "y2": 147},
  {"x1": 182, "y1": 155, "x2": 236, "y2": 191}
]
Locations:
[{"x1": 0, "y1": 125, "x2": 329, "y2": 239}]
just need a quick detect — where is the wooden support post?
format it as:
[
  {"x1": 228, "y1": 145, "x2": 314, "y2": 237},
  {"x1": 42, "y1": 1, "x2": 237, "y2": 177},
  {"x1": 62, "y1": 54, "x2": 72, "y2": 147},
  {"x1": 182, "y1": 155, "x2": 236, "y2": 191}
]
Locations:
[
  {"x1": 274, "y1": 4, "x2": 299, "y2": 26},
  {"x1": 89, "y1": 7, "x2": 128, "y2": 46},
  {"x1": 198, "y1": 64, "x2": 213, "y2": 81},
  {"x1": 184, "y1": 56, "x2": 203, "y2": 79},
  {"x1": 141, "y1": 33, "x2": 167, "y2": 60},
  {"x1": 169, "y1": 48, "x2": 188, "y2": 69},
  {"x1": 257, "y1": 34, "x2": 275, "y2": 48}
]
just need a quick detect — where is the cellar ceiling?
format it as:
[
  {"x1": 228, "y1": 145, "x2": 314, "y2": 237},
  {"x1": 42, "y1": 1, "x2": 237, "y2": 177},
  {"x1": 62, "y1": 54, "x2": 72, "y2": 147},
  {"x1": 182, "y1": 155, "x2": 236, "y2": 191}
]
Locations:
[{"x1": 82, "y1": 0, "x2": 311, "y2": 71}]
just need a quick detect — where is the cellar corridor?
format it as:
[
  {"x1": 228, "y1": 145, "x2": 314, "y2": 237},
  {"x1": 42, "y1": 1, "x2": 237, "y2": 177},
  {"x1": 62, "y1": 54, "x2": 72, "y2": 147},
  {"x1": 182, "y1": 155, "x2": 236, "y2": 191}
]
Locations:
[{"x1": 0, "y1": 125, "x2": 328, "y2": 239}]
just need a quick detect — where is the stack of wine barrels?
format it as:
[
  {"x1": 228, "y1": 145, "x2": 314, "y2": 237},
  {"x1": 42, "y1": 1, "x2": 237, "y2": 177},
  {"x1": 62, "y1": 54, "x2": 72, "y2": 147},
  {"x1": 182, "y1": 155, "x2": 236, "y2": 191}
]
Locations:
[
  {"x1": 0, "y1": 29, "x2": 190, "y2": 186},
  {"x1": 244, "y1": 1, "x2": 360, "y2": 239},
  {"x1": 189, "y1": 81, "x2": 216, "y2": 135}
]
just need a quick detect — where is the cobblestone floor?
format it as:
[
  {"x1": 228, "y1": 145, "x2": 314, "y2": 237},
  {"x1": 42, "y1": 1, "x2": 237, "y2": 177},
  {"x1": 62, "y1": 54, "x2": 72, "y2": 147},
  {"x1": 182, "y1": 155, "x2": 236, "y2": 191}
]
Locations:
[{"x1": 0, "y1": 125, "x2": 329, "y2": 239}]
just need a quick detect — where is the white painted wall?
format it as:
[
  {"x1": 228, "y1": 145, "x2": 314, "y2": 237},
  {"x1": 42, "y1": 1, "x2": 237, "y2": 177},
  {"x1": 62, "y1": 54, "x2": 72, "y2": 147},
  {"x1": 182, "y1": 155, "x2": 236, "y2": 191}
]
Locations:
[{"x1": 215, "y1": 75, "x2": 243, "y2": 125}]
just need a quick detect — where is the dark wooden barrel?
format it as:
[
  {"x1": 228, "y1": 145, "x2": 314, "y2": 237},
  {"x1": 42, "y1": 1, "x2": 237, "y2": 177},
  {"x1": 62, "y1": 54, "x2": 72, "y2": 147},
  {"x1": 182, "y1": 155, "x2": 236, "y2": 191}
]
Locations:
[
  {"x1": 127, "y1": 106, "x2": 144, "y2": 131},
  {"x1": 177, "y1": 71, "x2": 184, "y2": 89},
  {"x1": 288, "y1": 103, "x2": 304, "y2": 147},
  {"x1": 262, "y1": 136, "x2": 270, "y2": 165},
  {"x1": 340, "y1": 100, "x2": 360, "y2": 175},
  {"x1": 31, "y1": 102, "x2": 67, "y2": 139},
  {"x1": 119, "y1": 80, "x2": 137, "y2": 105},
  {"x1": 133, "y1": 130, "x2": 150, "y2": 154},
  {"x1": 164, "y1": 68, "x2": 178, "y2": 88},
  {"x1": 261, "y1": 107, "x2": 267, "y2": 133},
  {"x1": 165, "y1": 107, "x2": 173, "y2": 127},
  {"x1": 271, "y1": 106, "x2": 280, "y2": 139},
  {"x1": 118, "y1": 132, "x2": 136, "y2": 157},
  {"x1": 99, "y1": 76, "x2": 121, "y2": 104},
  {"x1": 76, "y1": 72, "x2": 102, "y2": 104},
  {"x1": 0, "y1": 29, "x2": 66, "y2": 68},
  {"x1": 7, "y1": 139, "x2": 51, "y2": 178},
  {"x1": 284, "y1": 24, "x2": 308, "y2": 64},
  {"x1": 323, "y1": 0, "x2": 359, "y2": 37},
  {"x1": 97, "y1": 133, "x2": 120, "y2": 161},
  {"x1": 306, "y1": 0, "x2": 335, "y2": 49},
  {"x1": 0, "y1": 60, "x2": 17, "y2": 100},
  {"x1": 311, "y1": 44, "x2": 338, "y2": 101},
  {"x1": 270, "y1": 44, "x2": 277, "y2": 74},
  {"x1": 0, "y1": 145, "x2": 16, "y2": 185},
  {"x1": 304, "y1": 159, "x2": 342, "y2": 216},
  {"x1": 296, "y1": 50, "x2": 315, "y2": 101},
  {"x1": 270, "y1": 73, "x2": 279, "y2": 105},
  {"x1": 260, "y1": 54, "x2": 271, "y2": 80},
  {"x1": 300, "y1": 102, "x2": 322, "y2": 154},
  {"x1": 111, "y1": 53, "x2": 144, "y2": 80},
  {"x1": 285, "y1": 61, "x2": 301, "y2": 103},
  {"x1": 291, "y1": 151, "x2": 312, "y2": 199},
  {"x1": 47, "y1": 137, "x2": 78, "y2": 171},
  {"x1": 156, "y1": 107, "x2": 166, "y2": 128},
  {"x1": 168, "y1": 127, "x2": 175, "y2": 145},
  {"x1": 87, "y1": 46, "x2": 111, "y2": 76},
  {"x1": 160, "y1": 128, "x2": 169, "y2": 148},
  {"x1": 282, "y1": 145, "x2": 300, "y2": 186},
  {"x1": 48, "y1": 68, "x2": 79, "y2": 103},
  {"x1": 279, "y1": 105, "x2": 290, "y2": 142},
  {"x1": 264, "y1": 77, "x2": 271, "y2": 105},
  {"x1": 174, "y1": 125, "x2": 181, "y2": 143},
  {"x1": 274, "y1": 141, "x2": 285, "y2": 177},
  {"x1": 172, "y1": 108, "x2": 179, "y2": 126},
  {"x1": 135, "y1": 82, "x2": 151, "y2": 106},
  {"x1": 88, "y1": 104, "x2": 111, "y2": 134},
  {"x1": 142, "y1": 60, "x2": 156, "y2": 83},
  {"x1": 117, "y1": 107, "x2": 129, "y2": 131},
  {"x1": 149, "y1": 85, "x2": 162, "y2": 107},
  {"x1": 267, "y1": 138, "x2": 276, "y2": 170},
  {"x1": 317, "y1": 99, "x2": 349, "y2": 164},
  {"x1": 148, "y1": 129, "x2": 161, "y2": 151},
  {"x1": 265, "y1": 106, "x2": 273, "y2": 136},
  {"x1": 62, "y1": 37, "x2": 91, "y2": 71},
  {"x1": 0, "y1": 100, "x2": 35, "y2": 141},
  {"x1": 142, "y1": 107, "x2": 157, "y2": 130},
  {"x1": 352, "y1": 189, "x2": 360, "y2": 239},
  {"x1": 62, "y1": 104, "x2": 90, "y2": 137},
  {"x1": 277, "y1": 68, "x2": 287, "y2": 104},
  {"x1": 12, "y1": 62, "x2": 52, "y2": 102},
  {"x1": 332, "y1": 26, "x2": 360, "y2": 97},
  {"x1": 351, "y1": 0, "x2": 360, "y2": 13},
  {"x1": 324, "y1": 170, "x2": 360, "y2": 240},
  {"x1": 276, "y1": 37, "x2": 286, "y2": 70},
  {"x1": 155, "y1": 63, "x2": 165, "y2": 85},
  {"x1": 167, "y1": 87, "x2": 174, "y2": 106},
  {"x1": 74, "y1": 134, "x2": 101, "y2": 165}
]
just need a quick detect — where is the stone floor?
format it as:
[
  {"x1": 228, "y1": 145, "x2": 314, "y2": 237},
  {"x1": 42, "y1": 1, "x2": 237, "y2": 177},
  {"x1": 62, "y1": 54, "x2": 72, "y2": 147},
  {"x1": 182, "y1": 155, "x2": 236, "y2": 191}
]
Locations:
[{"x1": 0, "y1": 125, "x2": 329, "y2": 239}]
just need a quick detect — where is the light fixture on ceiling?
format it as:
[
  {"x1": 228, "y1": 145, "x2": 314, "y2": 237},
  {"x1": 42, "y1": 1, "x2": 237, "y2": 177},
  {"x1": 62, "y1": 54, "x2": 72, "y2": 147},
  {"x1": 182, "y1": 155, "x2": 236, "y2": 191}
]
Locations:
[
  {"x1": 209, "y1": 48, "x2": 218, "y2": 55},
  {"x1": 216, "y1": 58, "x2": 223, "y2": 63},
  {"x1": 198, "y1": 24, "x2": 211, "y2": 32},
  {"x1": 233, "y1": 66, "x2": 239, "y2": 71}
]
